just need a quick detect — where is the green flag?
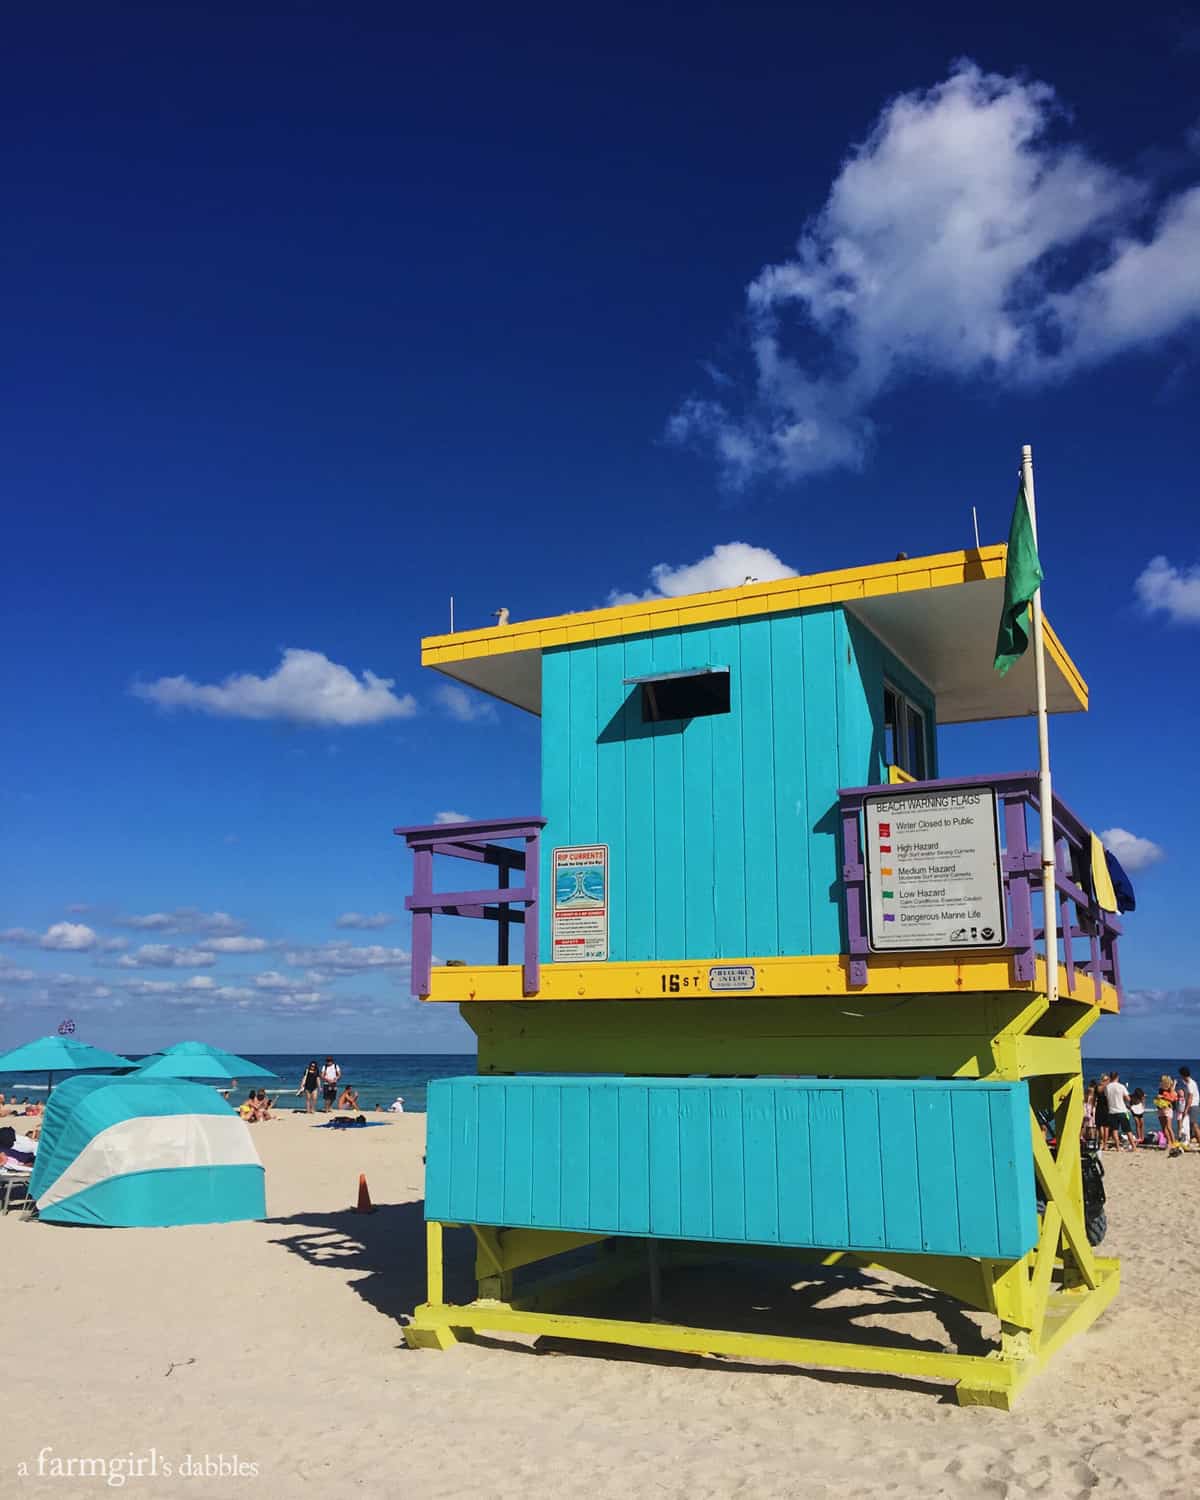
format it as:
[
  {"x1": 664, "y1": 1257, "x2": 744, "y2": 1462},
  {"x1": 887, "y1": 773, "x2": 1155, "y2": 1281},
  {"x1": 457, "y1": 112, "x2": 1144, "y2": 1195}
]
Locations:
[{"x1": 993, "y1": 479, "x2": 1044, "y2": 675}]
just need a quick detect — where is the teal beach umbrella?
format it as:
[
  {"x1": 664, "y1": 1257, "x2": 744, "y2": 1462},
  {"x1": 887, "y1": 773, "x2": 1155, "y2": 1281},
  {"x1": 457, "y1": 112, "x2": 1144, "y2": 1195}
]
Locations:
[
  {"x1": 0, "y1": 1035, "x2": 135, "y2": 1093},
  {"x1": 133, "y1": 1041, "x2": 276, "y2": 1082}
]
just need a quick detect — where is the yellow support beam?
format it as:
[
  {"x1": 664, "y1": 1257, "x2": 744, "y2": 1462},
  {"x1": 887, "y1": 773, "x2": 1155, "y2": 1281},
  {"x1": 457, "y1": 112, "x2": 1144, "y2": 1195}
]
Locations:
[
  {"x1": 463, "y1": 987, "x2": 1106, "y2": 1081},
  {"x1": 406, "y1": 1221, "x2": 457, "y2": 1350},
  {"x1": 423, "y1": 952, "x2": 1118, "y2": 1011},
  {"x1": 477, "y1": 1225, "x2": 609, "y2": 1274},
  {"x1": 1027, "y1": 1205, "x2": 1063, "y2": 1351},
  {"x1": 1031, "y1": 1101, "x2": 1098, "y2": 1290},
  {"x1": 405, "y1": 1298, "x2": 1028, "y2": 1401}
]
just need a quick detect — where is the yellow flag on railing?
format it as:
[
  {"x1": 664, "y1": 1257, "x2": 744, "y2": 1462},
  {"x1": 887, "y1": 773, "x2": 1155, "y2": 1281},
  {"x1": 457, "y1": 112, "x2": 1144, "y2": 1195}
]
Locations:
[{"x1": 1089, "y1": 833, "x2": 1118, "y2": 914}]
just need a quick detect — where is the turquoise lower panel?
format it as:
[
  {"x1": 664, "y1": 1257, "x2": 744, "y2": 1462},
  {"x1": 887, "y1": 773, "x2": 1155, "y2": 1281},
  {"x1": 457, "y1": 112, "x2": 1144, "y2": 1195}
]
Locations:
[
  {"x1": 425, "y1": 1076, "x2": 1037, "y2": 1260},
  {"x1": 38, "y1": 1164, "x2": 266, "y2": 1228}
]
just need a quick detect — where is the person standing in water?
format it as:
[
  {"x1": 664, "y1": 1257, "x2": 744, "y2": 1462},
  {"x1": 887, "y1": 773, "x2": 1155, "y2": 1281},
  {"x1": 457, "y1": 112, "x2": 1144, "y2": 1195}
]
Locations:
[{"x1": 298, "y1": 1060, "x2": 320, "y2": 1114}]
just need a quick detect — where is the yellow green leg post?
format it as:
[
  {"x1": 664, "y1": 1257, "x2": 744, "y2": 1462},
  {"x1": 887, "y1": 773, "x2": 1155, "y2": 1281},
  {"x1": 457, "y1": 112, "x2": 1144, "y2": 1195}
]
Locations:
[{"x1": 404, "y1": 1220, "x2": 458, "y2": 1350}]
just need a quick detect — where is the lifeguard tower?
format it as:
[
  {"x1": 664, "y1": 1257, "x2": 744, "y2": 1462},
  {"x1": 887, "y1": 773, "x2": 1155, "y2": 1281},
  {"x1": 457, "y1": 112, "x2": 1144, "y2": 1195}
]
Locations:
[{"x1": 397, "y1": 542, "x2": 1124, "y2": 1408}]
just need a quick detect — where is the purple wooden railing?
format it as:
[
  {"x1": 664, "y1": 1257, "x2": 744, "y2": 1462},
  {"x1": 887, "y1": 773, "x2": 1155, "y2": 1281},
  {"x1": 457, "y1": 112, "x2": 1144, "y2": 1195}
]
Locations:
[
  {"x1": 394, "y1": 817, "x2": 546, "y2": 998},
  {"x1": 838, "y1": 773, "x2": 1123, "y2": 1000}
]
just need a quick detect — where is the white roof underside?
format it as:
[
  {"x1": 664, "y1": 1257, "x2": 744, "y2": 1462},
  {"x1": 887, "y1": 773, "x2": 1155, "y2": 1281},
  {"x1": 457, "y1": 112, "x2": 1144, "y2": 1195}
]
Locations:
[
  {"x1": 431, "y1": 575, "x2": 1083, "y2": 724},
  {"x1": 847, "y1": 577, "x2": 1083, "y2": 724}
]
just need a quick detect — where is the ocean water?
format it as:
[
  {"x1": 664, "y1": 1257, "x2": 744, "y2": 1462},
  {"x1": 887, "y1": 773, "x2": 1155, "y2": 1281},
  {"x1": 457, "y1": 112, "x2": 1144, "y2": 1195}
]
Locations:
[
  {"x1": 3, "y1": 1052, "x2": 1194, "y2": 1115},
  {"x1": 0, "y1": 1052, "x2": 476, "y2": 1114}
]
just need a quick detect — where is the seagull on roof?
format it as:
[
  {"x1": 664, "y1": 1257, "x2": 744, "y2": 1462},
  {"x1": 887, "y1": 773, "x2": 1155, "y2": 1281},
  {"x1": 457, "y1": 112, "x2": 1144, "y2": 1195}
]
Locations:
[
  {"x1": 743, "y1": 575, "x2": 758, "y2": 584},
  {"x1": 492, "y1": 607, "x2": 510, "y2": 626}
]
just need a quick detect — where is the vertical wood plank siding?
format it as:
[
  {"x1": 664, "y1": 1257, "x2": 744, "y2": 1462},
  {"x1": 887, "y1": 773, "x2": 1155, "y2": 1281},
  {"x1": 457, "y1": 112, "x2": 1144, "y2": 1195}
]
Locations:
[
  {"x1": 425, "y1": 1076, "x2": 1038, "y2": 1261},
  {"x1": 541, "y1": 605, "x2": 935, "y2": 962}
]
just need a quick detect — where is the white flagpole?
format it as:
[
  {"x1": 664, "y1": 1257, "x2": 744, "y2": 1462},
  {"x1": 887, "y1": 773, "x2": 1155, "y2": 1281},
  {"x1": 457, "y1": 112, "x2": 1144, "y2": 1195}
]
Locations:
[{"x1": 1022, "y1": 443, "x2": 1059, "y2": 1005}]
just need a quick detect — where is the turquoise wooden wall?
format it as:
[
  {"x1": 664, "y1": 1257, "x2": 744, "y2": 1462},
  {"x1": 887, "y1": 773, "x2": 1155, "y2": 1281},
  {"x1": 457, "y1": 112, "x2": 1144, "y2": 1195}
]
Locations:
[
  {"x1": 540, "y1": 606, "x2": 935, "y2": 962},
  {"x1": 424, "y1": 1075, "x2": 1037, "y2": 1260}
]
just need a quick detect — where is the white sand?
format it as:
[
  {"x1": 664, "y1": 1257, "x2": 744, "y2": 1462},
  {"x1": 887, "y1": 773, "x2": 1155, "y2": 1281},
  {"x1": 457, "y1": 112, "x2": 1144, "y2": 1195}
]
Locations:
[{"x1": 3, "y1": 1112, "x2": 1199, "y2": 1499}]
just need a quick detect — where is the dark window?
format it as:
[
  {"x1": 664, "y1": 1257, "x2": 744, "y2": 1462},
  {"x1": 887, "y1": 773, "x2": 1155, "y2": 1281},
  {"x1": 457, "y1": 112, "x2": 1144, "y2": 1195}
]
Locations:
[
  {"x1": 883, "y1": 685, "x2": 901, "y2": 767},
  {"x1": 633, "y1": 668, "x2": 730, "y2": 723},
  {"x1": 906, "y1": 702, "x2": 928, "y2": 779},
  {"x1": 883, "y1": 681, "x2": 930, "y2": 778}
]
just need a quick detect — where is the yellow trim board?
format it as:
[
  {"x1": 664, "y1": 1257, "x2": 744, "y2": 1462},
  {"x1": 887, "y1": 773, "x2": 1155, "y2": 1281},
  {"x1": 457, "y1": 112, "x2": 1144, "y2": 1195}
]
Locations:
[
  {"x1": 1042, "y1": 617, "x2": 1088, "y2": 711},
  {"x1": 420, "y1": 952, "x2": 1118, "y2": 1011},
  {"x1": 405, "y1": 1296, "x2": 1028, "y2": 1398},
  {"x1": 422, "y1": 545, "x2": 1008, "y2": 665}
]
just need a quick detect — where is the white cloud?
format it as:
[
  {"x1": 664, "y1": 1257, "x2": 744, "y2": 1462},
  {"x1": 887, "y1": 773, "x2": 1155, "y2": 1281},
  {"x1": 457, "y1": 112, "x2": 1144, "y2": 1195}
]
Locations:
[
  {"x1": 123, "y1": 976, "x2": 215, "y2": 997},
  {"x1": 0, "y1": 957, "x2": 35, "y2": 983},
  {"x1": 1135, "y1": 555, "x2": 1200, "y2": 623},
  {"x1": 335, "y1": 912, "x2": 394, "y2": 930},
  {"x1": 670, "y1": 62, "x2": 1200, "y2": 485},
  {"x1": 1118, "y1": 985, "x2": 1199, "y2": 1016},
  {"x1": 116, "y1": 945, "x2": 219, "y2": 969},
  {"x1": 132, "y1": 648, "x2": 418, "y2": 727},
  {"x1": 282, "y1": 942, "x2": 411, "y2": 976},
  {"x1": 609, "y1": 541, "x2": 795, "y2": 605},
  {"x1": 253, "y1": 971, "x2": 295, "y2": 990},
  {"x1": 434, "y1": 810, "x2": 471, "y2": 824},
  {"x1": 435, "y1": 683, "x2": 497, "y2": 724},
  {"x1": 41, "y1": 922, "x2": 97, "y2": 952},
  {"x1": 117, "y1": 909, "x2": 243, "y2": 935},
  {"x1": 268, "y1": 990, "x2": 325, "y2": 1009},
  {"x1": 198, "y1": 936, "x2": 271, "y2": 954},
  {"x1": 16, "y1": 973, "x2": 117, "y2": 1011},
  {"x1": 118, "y1": 972, "x2": 305, "y2": 1010},
  {"x1": 0, "y1": 921, "x2": 99, "y2": 952},
  {"x1": 1100, "y1": 827, "x2": 1165, "y2": 873}
]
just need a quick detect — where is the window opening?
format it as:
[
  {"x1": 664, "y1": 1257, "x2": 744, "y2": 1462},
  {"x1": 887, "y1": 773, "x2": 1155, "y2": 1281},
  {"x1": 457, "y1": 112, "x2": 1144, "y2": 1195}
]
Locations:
[
  {"x1": 623, "y1": 666, "x2": 731, "y2": 724},
  {"x1": 884, "y1": 681, "x2": 929, "y2": 778}
]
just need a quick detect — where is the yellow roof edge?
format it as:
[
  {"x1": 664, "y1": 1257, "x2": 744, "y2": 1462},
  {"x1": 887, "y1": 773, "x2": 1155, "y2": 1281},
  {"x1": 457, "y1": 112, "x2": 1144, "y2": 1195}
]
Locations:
[
  {"x1": 1042, "y1": 616, "x2": 1089, "y2": 712},
  {"x1": 421, "y1": 543, "x2": 1008, "y2": 665}
]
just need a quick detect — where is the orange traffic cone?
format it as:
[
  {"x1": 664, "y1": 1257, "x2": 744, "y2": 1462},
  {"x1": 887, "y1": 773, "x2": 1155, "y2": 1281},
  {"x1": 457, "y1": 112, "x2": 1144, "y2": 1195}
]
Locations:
[{"x1": 354, "y1": 1173, "x2": 375, "y2": 1214}]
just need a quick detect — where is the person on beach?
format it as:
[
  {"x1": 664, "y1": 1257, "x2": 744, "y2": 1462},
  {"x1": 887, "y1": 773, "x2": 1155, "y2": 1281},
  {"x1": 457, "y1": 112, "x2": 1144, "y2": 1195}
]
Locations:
[
  {"x1": 1180, "y1": 1066, "x2": 1200, "y2": 1150},
  {"x1": 298, "y1": 1061, "x2": 320, "y2": 1114},
  {"x1": 1154, "y1": 1076, "x2": 1178, "y2": 1153},
  {"x1": 238, "y1": 1094, "x2": 258, "y2": 1123},
  {"x1": 1104, "y1": 1072, "x2": 1132, "y2": 1151},
  {"x1": 1129, "y1": 1088, "x2": 1146, "y2": 1143},
  {"x1": 320, "y1": 1057, "x2": 341, "y2": 1113},
  {"x1": 0, "y1": 1126, "x2": 37, "y2": 1170},
  {"x1": 1095, "y1": 1074, "x2": 1111, "y2": 1150},
  {"x1": 254, "y1": 1090, "x2": 275, "y2": 1120},
  {"x1": 1084, "y1": 1081, "x2": 1097, "y2": 1145},
  {"x1": 337, "y1": 1083, "x2": 359, "y2": 1112},
  {"x1": 1174, "y1": 1078, "x2": 1190, "y2": 1147}
]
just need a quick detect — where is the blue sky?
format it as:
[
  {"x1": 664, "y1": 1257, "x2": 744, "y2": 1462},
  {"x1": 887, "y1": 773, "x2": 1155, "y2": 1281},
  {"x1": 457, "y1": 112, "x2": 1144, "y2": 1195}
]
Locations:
[{"x1": 2, "y1": 2, "x2": 1197, "y2": 1057}]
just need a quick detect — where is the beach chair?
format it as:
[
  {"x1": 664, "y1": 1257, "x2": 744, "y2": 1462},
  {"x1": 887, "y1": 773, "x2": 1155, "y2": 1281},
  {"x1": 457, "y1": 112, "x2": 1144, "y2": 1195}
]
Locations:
[{"x1": 0, "y1": 1168, "x2": 33, "y2": 1216}]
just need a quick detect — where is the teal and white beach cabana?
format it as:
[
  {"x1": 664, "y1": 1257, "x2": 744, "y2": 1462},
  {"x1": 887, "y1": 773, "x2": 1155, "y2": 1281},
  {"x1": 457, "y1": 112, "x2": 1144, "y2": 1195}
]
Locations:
[{"x1": 29, "y1": 1075, "x2": 265, "y2": 1227}]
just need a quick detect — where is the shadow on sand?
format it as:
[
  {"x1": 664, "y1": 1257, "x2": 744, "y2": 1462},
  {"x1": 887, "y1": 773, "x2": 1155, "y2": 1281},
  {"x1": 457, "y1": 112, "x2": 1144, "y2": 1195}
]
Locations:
[{"x1": 265, "y1": 1201, "x2": 991, "y2": 1401}]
